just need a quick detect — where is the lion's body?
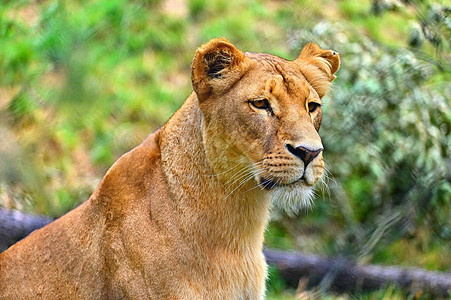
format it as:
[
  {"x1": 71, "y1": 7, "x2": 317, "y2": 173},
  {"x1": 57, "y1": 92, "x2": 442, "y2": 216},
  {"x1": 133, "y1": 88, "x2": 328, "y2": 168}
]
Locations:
[{"x1": 0, "y1": 39, "x2": 339, "y2": 299}]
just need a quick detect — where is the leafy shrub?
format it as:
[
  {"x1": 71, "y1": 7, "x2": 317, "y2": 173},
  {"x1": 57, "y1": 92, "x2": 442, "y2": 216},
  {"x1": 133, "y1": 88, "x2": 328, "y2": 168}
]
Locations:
[{"x1": 284, "y1": 19, "x2": 450, "y2": 268}]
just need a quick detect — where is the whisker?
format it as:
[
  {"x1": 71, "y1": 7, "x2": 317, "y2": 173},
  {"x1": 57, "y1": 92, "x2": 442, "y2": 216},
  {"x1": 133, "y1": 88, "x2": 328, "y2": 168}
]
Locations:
[
  {"x1": 223, "y1": 162, "x2": 264, "y2": 193},
  {"x1": 224, "y1": 163, "x2": 260, "y2": 187},
  {"x1": 242, "y1": 170, "x2": 268, "y2": 194},
  {"x1": 223, "y1": 173, "x2": 257, "y2": 201},
  {"x1": 225, "y1": 165, "x2": 260, "y2": 191},
  {"x1": 204, "y1": 162, "x2": 243, "y2": 177}
]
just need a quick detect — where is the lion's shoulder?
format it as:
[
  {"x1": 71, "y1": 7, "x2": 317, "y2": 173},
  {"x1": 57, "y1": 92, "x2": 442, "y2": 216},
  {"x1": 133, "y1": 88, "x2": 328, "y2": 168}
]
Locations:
[{"x1": 92, "y1": 129, "x2": 166, "y2": 206}]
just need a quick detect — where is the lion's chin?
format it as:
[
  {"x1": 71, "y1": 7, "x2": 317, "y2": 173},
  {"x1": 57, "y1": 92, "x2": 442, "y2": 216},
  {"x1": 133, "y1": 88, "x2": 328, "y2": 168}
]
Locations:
[{"x1": 269, "y1": 183, "x2": 314, "y2": 214}]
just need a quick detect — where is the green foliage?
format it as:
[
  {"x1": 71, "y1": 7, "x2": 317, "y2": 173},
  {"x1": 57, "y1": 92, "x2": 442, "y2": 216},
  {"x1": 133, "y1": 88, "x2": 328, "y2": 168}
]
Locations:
[
  {"x1": 266, "y1": 266, "x2": 288, "y2": 296},
  {"x1": 265, "y1": 222, "x2": 295, "y2": 250},
  {"x1": 0, "y1": 0, "x2": 449, "y2": 298},
  {"x1": 281, "y1": 10, "x2": 450, "y2": 271}
]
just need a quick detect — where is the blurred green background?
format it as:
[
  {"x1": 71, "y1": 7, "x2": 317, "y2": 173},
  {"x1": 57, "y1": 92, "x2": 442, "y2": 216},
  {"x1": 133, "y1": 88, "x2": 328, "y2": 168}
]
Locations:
[{"x1": 0, "y1": 0, "x2": 449, "y2": 298}]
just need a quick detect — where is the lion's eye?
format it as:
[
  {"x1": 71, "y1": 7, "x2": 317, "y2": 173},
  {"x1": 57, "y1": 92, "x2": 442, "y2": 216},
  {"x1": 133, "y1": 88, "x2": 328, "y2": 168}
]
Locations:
[
  {"x1": 308, "y1": 102, "x2": 321, "y2": 113},
  {"x1": 250, "y1": 99, "x2": 271, "y2": 110}
]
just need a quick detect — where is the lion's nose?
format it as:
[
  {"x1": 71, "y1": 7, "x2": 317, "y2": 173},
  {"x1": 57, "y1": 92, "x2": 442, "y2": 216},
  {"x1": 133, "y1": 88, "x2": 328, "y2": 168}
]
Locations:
[{"x1": 285, "y1": 144, "x2": 323, "y2": 167}]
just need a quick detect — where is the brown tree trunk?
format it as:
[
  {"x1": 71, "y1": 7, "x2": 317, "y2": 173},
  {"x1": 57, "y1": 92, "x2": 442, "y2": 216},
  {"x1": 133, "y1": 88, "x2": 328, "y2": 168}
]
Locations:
[
  {"x1": 0, "y1": 208, "x2": 53, "y2": 252},
  {"x1": 264, "y1": 249, "x2": 451, "y2": 298}
]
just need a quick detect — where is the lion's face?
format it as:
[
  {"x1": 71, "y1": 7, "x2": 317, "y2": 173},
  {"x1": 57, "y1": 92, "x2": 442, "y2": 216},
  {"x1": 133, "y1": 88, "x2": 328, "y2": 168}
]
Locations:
[{"x1": 191, "y1": 39, "x2": 339, "y2": 211}]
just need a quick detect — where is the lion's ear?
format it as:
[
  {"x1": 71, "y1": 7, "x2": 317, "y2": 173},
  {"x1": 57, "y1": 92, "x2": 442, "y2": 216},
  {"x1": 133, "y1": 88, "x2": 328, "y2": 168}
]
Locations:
[
  {"x1": 191, "y1": 38, "x2": 245, "y2": 101},
  {"x1": 295, "y1": 42, "x2": 340, "y2": 98}
]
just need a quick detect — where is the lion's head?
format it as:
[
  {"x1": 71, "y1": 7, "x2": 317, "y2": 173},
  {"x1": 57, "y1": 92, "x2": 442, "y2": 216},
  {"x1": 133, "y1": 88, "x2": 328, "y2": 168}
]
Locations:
[{"x1": 191, "y1": 38, "x2": 339, "y2": 212}]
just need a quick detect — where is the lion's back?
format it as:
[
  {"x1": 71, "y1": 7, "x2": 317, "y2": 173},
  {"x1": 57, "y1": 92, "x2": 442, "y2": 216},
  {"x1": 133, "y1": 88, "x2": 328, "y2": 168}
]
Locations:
[{"x1": 0, "y1": 130, "x2": 182, "y2": 299}]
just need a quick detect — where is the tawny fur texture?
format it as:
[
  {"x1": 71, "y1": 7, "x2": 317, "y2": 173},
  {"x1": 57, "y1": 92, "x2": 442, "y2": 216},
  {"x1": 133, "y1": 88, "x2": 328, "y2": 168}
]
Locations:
[{"x1": 0, "y1": 38, "x2": 339, "y2": 299}]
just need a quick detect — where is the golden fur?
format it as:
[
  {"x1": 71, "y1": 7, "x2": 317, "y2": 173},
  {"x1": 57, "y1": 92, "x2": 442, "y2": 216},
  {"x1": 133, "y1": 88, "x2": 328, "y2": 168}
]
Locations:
[{"x1": 0, "y1": 38, "x2": 339, "y2": 299}]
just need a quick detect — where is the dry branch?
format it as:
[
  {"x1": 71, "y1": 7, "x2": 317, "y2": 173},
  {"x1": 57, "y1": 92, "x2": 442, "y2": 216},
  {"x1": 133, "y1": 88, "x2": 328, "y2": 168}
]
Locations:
[
  {"x1": 0, "y1": 208, "x2": 52, "y2": 252},
  {"x1": 264, "y1": 249, "x2": 451, "y2": 298}
]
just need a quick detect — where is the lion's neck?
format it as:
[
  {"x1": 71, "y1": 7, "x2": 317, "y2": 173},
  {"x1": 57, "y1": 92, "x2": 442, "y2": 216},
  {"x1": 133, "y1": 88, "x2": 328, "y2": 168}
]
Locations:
[{"x1": 159, "y1": 93, "x2": 271, "y2": 253}]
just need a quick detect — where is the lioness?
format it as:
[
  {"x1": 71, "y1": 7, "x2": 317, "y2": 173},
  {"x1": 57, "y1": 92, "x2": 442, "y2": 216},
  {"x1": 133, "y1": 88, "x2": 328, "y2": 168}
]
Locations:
[{"x1": 0, "y1": 38, "x2": 339, "y2": 299}]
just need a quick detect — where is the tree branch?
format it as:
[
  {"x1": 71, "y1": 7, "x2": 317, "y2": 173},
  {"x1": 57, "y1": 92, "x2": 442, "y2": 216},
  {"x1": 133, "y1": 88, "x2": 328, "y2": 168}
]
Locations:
[
  {"x1": 0, "y1": 208, "x2": 53, "y2": 252},
  {"x1": 264, "y1": 249, "x2": 451, "y2": 297}
]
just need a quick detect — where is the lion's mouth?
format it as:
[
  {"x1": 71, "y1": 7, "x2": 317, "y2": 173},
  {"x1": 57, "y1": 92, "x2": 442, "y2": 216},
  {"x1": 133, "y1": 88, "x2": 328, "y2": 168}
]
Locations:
[{"x1": 259, "y1": 177, "x2": 305, "y2": 190}]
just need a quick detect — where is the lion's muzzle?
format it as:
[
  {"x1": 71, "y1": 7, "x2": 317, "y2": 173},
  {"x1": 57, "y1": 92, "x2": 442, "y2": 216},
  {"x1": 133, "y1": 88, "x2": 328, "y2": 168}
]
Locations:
[{"x1": 285, "y1": 144, "x2": 323, "y2": 167}]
